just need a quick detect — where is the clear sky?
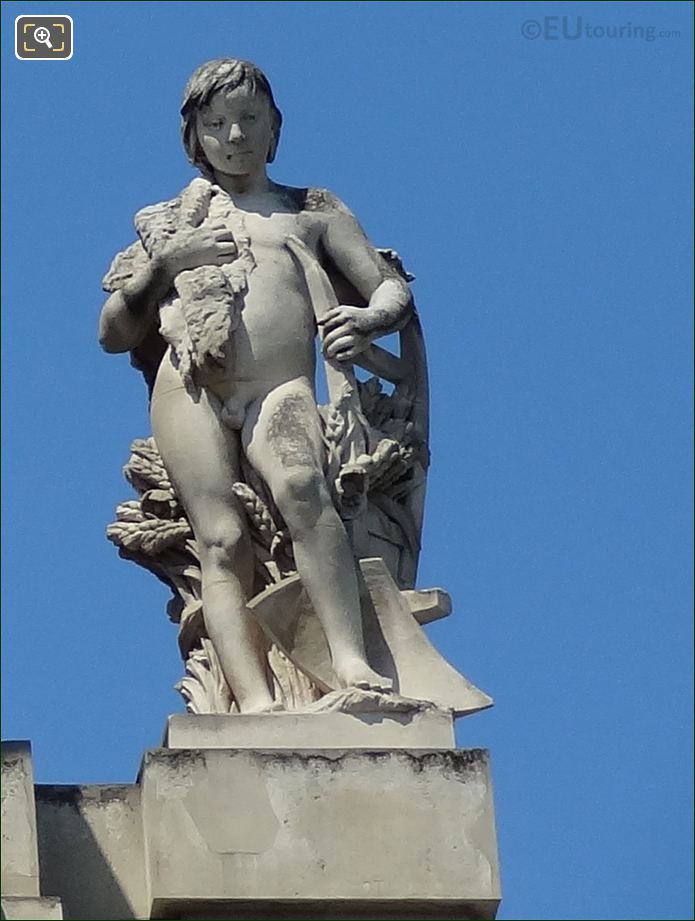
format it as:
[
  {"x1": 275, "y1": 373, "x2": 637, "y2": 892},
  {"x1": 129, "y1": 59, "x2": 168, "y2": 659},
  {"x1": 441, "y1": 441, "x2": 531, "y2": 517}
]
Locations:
[{"x1": 2, "y1": 2, "x2": 693, "y2": 919}]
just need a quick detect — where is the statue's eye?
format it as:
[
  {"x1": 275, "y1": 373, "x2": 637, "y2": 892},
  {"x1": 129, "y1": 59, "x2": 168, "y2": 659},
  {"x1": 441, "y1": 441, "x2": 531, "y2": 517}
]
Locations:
[
  {"x1": 206, "y1": 120, "x2": 224, "y2": 130},
  {"x1": 243, "y1": 113, "x2": 257, "y2": 122}
]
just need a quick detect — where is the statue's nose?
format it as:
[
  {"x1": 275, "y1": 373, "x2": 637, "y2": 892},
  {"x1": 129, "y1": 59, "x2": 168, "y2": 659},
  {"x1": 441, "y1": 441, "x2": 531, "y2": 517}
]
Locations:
[{"x1": 227, "y1": 122, "x2": 244, "y2": 143}]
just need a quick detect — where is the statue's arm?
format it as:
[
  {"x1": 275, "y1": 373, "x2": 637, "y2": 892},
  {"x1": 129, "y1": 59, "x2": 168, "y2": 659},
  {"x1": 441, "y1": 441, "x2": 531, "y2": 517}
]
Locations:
[
  {"x1": 99, "y1": 192, "x2": 237, "y2": 354},
  {"x1": 98, "y1": 257, "x2": 172, "y2": 353},
  {"x1": 318, "y1": 193, "x2": 413, "y2": 362}
]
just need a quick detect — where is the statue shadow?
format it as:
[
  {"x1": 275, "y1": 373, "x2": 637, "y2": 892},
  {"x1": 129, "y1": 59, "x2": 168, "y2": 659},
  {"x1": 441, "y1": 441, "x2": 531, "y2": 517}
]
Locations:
[{"x1": 36, "y1": 784, "x2": 142, "y2": 920}]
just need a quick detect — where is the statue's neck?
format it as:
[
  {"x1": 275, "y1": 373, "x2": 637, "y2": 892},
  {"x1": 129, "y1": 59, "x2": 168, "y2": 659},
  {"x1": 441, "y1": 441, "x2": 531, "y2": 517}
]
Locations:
[{"x1": 211, "y1": 170, "x2": 272, "y2": 200}]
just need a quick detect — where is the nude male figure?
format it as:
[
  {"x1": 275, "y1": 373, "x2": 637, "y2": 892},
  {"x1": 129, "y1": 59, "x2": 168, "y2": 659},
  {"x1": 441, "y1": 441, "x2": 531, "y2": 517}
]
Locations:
[{"x1": 99, "y1": 59, "x2": 412, "y2": 712}]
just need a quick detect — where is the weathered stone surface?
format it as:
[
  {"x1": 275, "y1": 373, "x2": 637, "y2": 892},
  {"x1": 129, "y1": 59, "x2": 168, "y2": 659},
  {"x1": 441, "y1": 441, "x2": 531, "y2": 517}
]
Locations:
[
  {"x1": 140, "y1": 747, "x2": 500, "y2": 918},
  {"x1": 35, "y1": 785, "x2": 147, "y2": 920},
  {"x1": 165, "y1": 703, "x2": 455, "y2": 750},
  {"x1": 1, "y1": 896, "x2": 63, "y2": 920},
  {"x1": 1, "y1": 742, "x2": 39, "y2": 898},
  {"x1": 2, "y1": 737, "x2": 499, "y2": 919}
]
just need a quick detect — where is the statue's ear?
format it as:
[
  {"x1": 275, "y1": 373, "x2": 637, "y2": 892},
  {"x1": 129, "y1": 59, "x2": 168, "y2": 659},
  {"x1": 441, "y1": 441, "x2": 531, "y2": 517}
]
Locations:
[
  {"x1": 266, "y1": 113, "x2": 281, "y2": 163},
  {"x1": 267, "y1": 136, "x2": 278, "y2": 164}
]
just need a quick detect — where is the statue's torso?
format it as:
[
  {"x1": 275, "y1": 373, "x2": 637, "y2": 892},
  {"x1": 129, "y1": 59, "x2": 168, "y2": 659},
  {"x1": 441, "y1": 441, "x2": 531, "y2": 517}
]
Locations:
[
  {"x1": 151, "y1": 186, "x2": 333, "y2": 404},
  {"x1": 224, "y1": 204, "x2": 323, "y2": 389}
]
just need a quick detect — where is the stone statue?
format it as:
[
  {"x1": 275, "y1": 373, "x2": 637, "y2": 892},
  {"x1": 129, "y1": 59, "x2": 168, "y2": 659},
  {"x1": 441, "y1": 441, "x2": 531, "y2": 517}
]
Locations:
[{"x1": 101, "y1": 58, "x2": 491, "y2": 718}]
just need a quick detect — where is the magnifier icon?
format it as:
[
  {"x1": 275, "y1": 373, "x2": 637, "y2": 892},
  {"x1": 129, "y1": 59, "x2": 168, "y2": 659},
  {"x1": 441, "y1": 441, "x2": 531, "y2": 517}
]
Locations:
[{"x1": 33, "y1": 26, "x2": 53, "y2": 49}]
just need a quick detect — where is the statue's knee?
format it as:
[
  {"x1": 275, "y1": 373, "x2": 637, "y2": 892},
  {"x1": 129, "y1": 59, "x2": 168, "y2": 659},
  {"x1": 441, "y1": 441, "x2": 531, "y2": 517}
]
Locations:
[
  {"x1": 274, "y1": 467, "x2": 327, "y2": 532},
  {"x1": 199, "y1": 523, "x2": 247, "y2": 571}
]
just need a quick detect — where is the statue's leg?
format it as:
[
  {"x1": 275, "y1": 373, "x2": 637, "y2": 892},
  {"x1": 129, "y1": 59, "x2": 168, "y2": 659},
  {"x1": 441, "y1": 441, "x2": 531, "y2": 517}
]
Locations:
[
  {"x1": 243, "y1": 377, "x2": 392, "y2": 692},
  {"x1": 150, "y1": 359, "x2": 276, "y2": 713}
]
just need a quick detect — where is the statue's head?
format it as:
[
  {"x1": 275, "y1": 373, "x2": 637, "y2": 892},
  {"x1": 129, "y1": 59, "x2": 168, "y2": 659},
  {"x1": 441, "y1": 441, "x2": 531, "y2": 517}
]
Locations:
[{"x1": 181, "y1": 59, "x2": 283, "y2": 178}]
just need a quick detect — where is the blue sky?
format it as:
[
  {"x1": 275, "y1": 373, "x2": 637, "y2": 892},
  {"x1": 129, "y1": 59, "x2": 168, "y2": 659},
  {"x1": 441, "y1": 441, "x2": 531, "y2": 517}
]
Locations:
[{"x1": 2, "y1": 2, "x2": 693, "y2": 919}]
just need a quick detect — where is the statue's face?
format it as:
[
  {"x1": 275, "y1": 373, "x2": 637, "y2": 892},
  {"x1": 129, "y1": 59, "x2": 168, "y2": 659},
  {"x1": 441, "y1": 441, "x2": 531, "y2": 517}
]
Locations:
[{"x1": 195, "y1": 86, "x2": 275, "y2": 178}]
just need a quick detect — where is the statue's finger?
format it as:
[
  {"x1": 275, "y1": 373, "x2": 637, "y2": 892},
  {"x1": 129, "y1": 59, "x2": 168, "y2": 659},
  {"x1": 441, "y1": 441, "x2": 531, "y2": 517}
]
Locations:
[
  {"x1": 321, "y1": 307, "x2": 344, "y2": 324},
  {"x1": 321, "y1": 328, "x2": 349, "y2": 351},
  {"x1": 324, "y1": 335, "x2": 354, "y2": 357},
  {"x1": 335, "y1": 349, "x2": 358, "y2": 362},
  {"x1": 321, "y1": 312, "x2": 351, "y2": 334},
  {"x1": 323, "y1": 329, "x2": 355, "y2": 349}
]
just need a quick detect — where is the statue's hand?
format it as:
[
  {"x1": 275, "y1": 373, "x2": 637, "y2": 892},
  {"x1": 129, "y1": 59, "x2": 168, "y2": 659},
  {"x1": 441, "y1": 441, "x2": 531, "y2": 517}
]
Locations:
[
  {"x1": 319, "y1": 305, "x2": 381, "y2": 362},
  {"x1": 155, "y1": 223, "x2": 237, "y2": 284}
]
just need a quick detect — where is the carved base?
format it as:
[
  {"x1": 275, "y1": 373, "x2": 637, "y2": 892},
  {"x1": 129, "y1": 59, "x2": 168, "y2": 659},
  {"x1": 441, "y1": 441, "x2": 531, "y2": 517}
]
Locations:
[
  {"x1": 142, "y1": 746, "x2": 501, "y2": 920},
  {"x1": 165, "y1": 695, "x2": 455, "y2": 749}
]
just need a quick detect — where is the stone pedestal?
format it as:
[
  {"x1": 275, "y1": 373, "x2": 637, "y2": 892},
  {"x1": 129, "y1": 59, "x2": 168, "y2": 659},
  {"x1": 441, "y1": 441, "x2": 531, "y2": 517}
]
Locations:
[
  {"x1": 3, "y1": 715, "x2": 500, "y2": 920},
  {"x1": 142, "y1": 745, "x2": 500, "y2": 921}
]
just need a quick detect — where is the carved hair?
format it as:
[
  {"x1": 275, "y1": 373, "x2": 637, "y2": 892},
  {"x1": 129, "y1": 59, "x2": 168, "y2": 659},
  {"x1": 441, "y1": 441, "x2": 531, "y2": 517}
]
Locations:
[{"x1": 181, "y1": 58, "x2": 283, "y2": 177}]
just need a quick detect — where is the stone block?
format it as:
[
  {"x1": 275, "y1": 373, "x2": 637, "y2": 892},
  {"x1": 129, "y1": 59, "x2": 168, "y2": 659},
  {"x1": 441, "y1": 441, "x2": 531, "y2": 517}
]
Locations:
[
  {"x1": 140, "y1": 747, "x2": 500, "y2": 920},
  {"x1": 35, "y1": 784, "x2": 147, "y2": 920},
  {"x1": 165, "y1": 707, "x2": 455, "y2": 751},
  {"x1": 0, "y1": 896, "x2": 63, "y2": 919},
  {"x1": 1, "y1": 742, "x2": 39, "y2": 898}
]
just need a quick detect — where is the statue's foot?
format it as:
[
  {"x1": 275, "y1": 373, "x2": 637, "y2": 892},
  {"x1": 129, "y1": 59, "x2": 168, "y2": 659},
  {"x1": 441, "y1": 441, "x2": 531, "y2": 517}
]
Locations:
[
  {"x1": 335, "y1": 658, "x2": 393, "y2": 693},
  {"x1": 239, "y1": 697, "x2": 284, "y2": 714}
]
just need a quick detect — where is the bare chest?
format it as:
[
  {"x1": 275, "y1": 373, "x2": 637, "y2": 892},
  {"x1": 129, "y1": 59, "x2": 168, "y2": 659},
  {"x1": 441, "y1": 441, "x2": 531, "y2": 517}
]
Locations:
[{"x1": 236, "y1": 209, "x2": 322, "y2": 261}]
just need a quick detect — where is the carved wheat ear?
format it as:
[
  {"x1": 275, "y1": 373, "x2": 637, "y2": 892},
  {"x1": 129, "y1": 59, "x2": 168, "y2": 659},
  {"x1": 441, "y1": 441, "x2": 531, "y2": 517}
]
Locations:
[{"x1": 231, "y1": 483, "x2": 277, "y2": 550}]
